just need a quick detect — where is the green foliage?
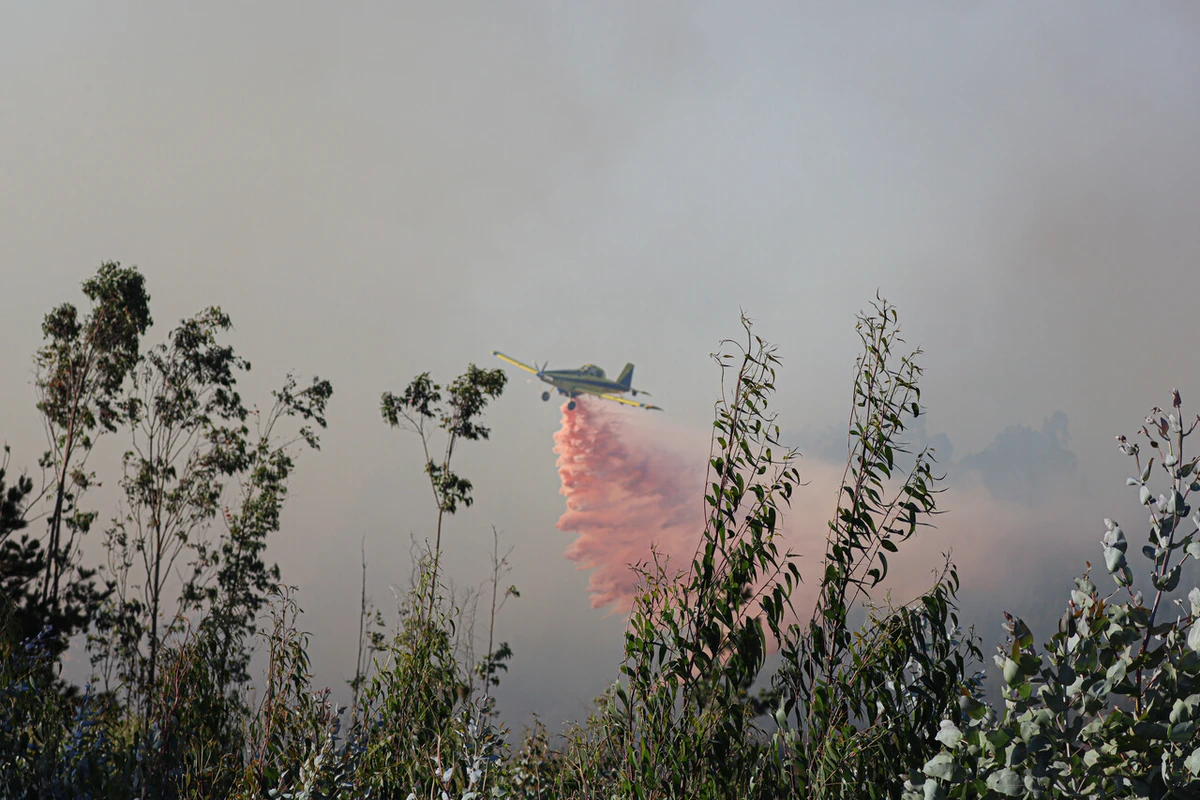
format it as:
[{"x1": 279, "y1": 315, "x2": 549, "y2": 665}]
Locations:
[
  {"x1": 31, "y1": 261, "x2": 152, "y2": 652},
  {"x1": 0, "y1": 625, "x2": 121, "y2": 799},
  {"x1": 770, "y1": 296, "x2": 981, "y2": 798},
  {"x1": 587, "y1": 315, "x2": 801, "y2": 798},
  {"x1": 94, "y1": 307, "x2": 251, "y2": 708},
  {"x1": 37, "y1": 261, "x2": 153, "y2": 434},
  {"x1": 381, "y1": 364, "x2": 507, "y2": 618},
  {"x1": 352, "y1": 551, "x2": 474, "y2": 796},
  {"x1": 190, "y1": 372, "x2": 333, "y2": 704},
  {"x1": 381, "y1": 364, "x2": 508, "y2": 514},
  {"x1": 90, "y1": 305, "x2": 333, "y2": 735},
  {"x1": 0, "y1": 447, "x2": 46, "y2": 647},
  {"x1": 548, "y1": 300, "x2": 979, "y2": 799},
  {"x1": 11, "y1": 272, "x2": 1200, "y2": 799},
  {"x1": 907, "y1": 391, "x2": 1200, "y2": 799}
]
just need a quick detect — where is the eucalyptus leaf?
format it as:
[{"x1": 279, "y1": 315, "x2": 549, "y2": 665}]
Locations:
[
  {"x1": 1170, "y1": 695, "x2": 1199, "y2": 724},
  {"x1": 985, "y1": 768, "x2": 1023, "y2": 796},
  {"x1": 1103, "y1": 525, "x2": 1127, "y2": 552},
  {"x1": 935, "y1": 720, "x2": 963, "y2": 749},
  {"x1": 1158, "y1": 565, "x2": 1182, "y2": 592},
  {"x1": 922, "y1": 753, "x2": 963, "y2": 782},
  {"x1": 1187, "y1": 747, "x2": 1200, "y2": 776},
  {"x1": 1103, "y1": 546, "x2": 1126, "y2": 574}
]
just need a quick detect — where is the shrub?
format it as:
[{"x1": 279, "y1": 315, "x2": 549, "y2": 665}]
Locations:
[{"x1": 907, "y1": 392, "x2": 1200, "y2": 799}]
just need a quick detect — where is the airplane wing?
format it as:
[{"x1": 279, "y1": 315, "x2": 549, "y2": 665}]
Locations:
[
  {"x1": 598, "y1": 392, "x2": 662, "y2": 411},
  {"x1": 491, "y1": 351, "x2": 539, "y2": 375}
]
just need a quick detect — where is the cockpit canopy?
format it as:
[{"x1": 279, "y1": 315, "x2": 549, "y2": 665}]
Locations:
[{"x1": 580, "y1": 364, "x2": 606, "y2": 378}]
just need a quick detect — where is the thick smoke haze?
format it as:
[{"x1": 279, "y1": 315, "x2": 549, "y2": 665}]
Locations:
[{"x1": 3, "y1": 3, "x2": 1200, "y2": 729}]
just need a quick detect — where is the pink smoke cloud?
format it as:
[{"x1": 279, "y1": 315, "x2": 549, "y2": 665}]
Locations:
[{"x1": 553, "y1": 398, "x2": 707, "y2": 611}]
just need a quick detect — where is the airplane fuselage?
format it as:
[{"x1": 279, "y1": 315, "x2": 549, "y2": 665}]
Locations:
[{"x1": 539, "y1": 370, "x2": 630, "y2": 398}]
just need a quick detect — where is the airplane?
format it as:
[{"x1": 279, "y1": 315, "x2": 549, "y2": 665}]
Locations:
[{"x1": 491, "y1": 351, "x2": 662, "y2": 411}]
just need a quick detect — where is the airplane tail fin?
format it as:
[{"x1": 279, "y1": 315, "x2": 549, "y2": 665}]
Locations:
[{"x1": 617, "y1": 363, "x2": 634, "y2": 390}]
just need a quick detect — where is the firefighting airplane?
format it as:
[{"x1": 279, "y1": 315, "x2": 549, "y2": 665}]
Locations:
[{"x1": 491, "y1": 351, "x2": 662, "y2": 411}]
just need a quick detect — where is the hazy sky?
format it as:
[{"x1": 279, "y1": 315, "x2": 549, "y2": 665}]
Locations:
[{"x1": 4, "y1": 3, "x2": 1200, "y2": 730}]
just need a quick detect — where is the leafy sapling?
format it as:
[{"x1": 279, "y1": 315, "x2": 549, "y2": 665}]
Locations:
[
  {"x1": 773, "y1": 295, "x2": 979, "y2": 798},
  {"x1": 380, "y1": 364, "x2": 506, "y2": 619}
]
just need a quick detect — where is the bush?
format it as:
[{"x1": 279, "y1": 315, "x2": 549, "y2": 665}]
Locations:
[{"x1": 906, "y1": 392, "x2": 1200, "y2": 800}]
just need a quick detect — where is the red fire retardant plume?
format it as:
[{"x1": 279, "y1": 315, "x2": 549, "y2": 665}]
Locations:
[{"x1": 553, "y1": 398, "x2": 705, "y2": 611}]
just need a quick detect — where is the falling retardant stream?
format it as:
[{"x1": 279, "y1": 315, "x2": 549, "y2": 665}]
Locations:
[{"x1": 552, "y1": 398, "x2": 705, "y2": 612}]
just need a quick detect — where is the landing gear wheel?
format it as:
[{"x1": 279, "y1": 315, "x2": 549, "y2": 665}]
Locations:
[
  {"x1": 632, "y1": 389, "x2": 638, "y2": 396},
  {"x1": 542, "y1": 391, "x2": 551, "y2": 401},
  {"x1": 567, "y1": 400, "x2": 577, "y2": 411}
]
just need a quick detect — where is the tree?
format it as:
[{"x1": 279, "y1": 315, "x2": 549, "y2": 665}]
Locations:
[
  {"x1": 31, "y1": 261, "x2": 152, "y2": 651},
  {"x1": 380, "y1": 364, "x2": 507, "y2": 618},
  {"x1": 189, "y1": 371, "x2": 333, "y2": 698},
  {"x1": 92, "y1": 307, "x2": 250, "y2": 708},
  {"x1": 344, "y1": 363, "x2": 512, "y2": 798}
]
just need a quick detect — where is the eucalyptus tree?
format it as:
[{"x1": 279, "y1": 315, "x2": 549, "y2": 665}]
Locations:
[
  {"x1": 770, "y1": 296, "x2": 981, "y2": 798},
  {"x1": 601, "y1": 315, "x2": 803, "y2": 798},
  {"x1": 32, "y1": 261, "x2": 151, "y2": 649},
  {"x1": 380, "y1": 363, "x2": 507, "y2": 618},
  {"x1": 188, "y1": 372, "x2": 332, "y2": 696},
  {"x1": 93, "y1": 307, "x2": 251, "y2": 705}
]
